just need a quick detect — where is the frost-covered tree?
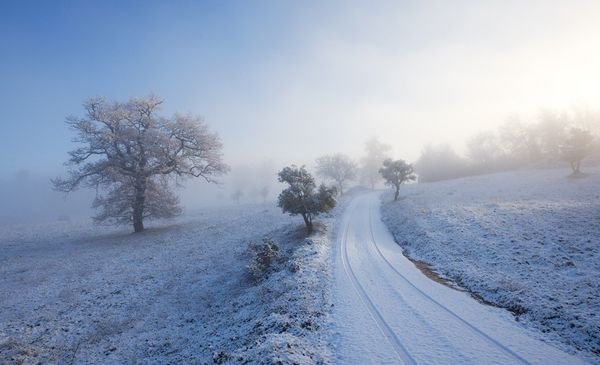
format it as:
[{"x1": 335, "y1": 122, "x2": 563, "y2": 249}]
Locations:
[
  {"x1": 277, "y1": 165, "x2": 336, "y2": 233},
  {"x1": 360, "y1": 137, "x2": 391, "y2": 189},
  {"x1": 52, "y1": 95, "x2": 228, "y2": 232},
  {"x1": 379, "y1": 159, "x2": 416, "y2": 201},
  {"x1": 535, "y1": 111, "x2": 568, "y2": 163},
  {"x1": 466, "y1": 131, "x2": 503, "y2": 166},
  {"x1": 415, "y1": 144, "x2": 468, "y2": 182},
  {"x1": 498, "y1": 117, "x2": 541, "y2": 164},
  {"x1": 561, "y1": 127, "x2": 594, "y2": 176},
  {"x1": 315, "y1": 153, "x2": 357, "y2": 195}
]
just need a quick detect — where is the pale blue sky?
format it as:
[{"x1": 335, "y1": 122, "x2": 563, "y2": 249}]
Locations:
[
  {"x1": 0, "y1": 1, "x2": 318, "y2": 176},
  {"x1": 2, "y1": 0, "x2": 600, "y2": 180}
]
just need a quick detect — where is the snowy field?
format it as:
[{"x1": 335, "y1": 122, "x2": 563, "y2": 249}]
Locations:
[
  {"x1": 381, "y1": 167, "x2": 600, "y2": 363},
  {"x1": 0, "y1": 204, "x2": 333, "y2": 364}
]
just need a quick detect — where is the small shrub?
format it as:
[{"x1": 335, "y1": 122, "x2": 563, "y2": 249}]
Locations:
[
  {"x1": 247, "y1": 238, "x2": 279, "y2": 282},
  {"x1": 213, "y1": 351, "x2": 231, "y2": 364}
]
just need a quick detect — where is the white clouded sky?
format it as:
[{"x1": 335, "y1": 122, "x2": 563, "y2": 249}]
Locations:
[{"x1": 211, "y1": 0, "x2": 600, "y2": 163}]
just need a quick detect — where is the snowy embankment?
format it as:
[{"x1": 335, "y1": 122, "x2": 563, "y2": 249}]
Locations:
[
  {"x1": 0, "y1": 204, "x2": 333, "y2": 364},
  {"x1": 380, "y1": 167, "x2": 599, "y2": 363}
]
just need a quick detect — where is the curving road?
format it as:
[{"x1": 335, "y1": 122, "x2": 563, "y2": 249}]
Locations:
[{"x1": 331, "y1": 192, "x2": 586, "y2": 365}]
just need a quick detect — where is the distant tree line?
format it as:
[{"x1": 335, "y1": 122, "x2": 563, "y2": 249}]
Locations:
[
  {"x1": 416, "y1": 109, "x2": 600, "y2": 182},
  {"x1": 61, "y1": 96, "x2": 600, "y2": 233}
]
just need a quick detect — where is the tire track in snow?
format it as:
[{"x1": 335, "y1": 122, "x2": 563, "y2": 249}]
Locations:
[
  {"x1": 367, "y1": 207, "x2": 532, "y2": 365},
  {"x1": 339, "y1": 209, "x2": 416, "y2": 365}
]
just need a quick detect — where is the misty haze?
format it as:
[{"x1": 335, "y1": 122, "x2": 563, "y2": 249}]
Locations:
[{"x1": 1, "y1": 1, "x2": 599, "y2": 364}]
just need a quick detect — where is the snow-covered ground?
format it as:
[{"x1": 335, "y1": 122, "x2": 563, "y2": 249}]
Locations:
[
  {"x1": 380, "y1": 167, "x2": 600, "y2": 364},
  {"x1": 3, "y1": 168, "x2": 598, "y2": 364},
  {"x1": 0, "y1": 204, "x2": 333, "y2": 364},
  {"x1": 330, "y1": 191, "x2": 585, "y2": 364}
]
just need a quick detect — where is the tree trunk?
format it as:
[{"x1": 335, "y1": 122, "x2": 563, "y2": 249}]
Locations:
[
  {"x1": 394, "y1": 185, "x2": 400, "y2": 201},
  {"x1": 132, "y1": 177, "x2": 147, "y2": 233},
  {"x1": 133, "y1": 208, "x2": 144, "y2": 233},
  {"x1": 302, "y1": 213, "x2": 313, "y2": 233}
]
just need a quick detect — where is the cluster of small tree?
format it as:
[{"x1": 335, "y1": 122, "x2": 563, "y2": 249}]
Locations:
[
  {"x1": 279, "y1": 138, "x2": 396, "y2": 231},
  {"x1": 416, "y1": 110, "x2": 600, "y2": 182},
  {"x1": 314, "y1": 137, "x2": 392, "y2": 193},
  {"x1": 279, "y1": 142, "x2": 416, "y2": 229}
]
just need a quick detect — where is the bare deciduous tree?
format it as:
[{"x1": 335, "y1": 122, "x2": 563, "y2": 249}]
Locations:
[
  {"x1": 498, "y1": 117, "x2": 540, "y2": 164},
  {"x1": 561, "y1": 127, "x2": 594, "y2": 177},
  {"x1": 315, "y1": 153, "x2": 357, "y2": 195},
  {"x1": 360, "y1": 137, "x2": 391, "y2": 189},
  {"x1": 52, "y1": 95, "x2": 228, "y2": 232},
  {"x1": 415, "y1": 144, "x2": 468, "y2": 182},
  {"x1": 535, "y1": 111, "x2": 568, "y2": 163},
  {"x1": 379, "y1": 158, "x2": 416, "y2": 201},
  {"x1": 277, "y1": 165, "x2": 336, "y2": 233},
  {"x1": 466, "y1": 131, "x2": 503, "y2": 166}
]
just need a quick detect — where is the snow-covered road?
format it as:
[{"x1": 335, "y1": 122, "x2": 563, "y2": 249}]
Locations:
[{"x1": 331, "y1": 192, "x2": 586, "y2": 365}]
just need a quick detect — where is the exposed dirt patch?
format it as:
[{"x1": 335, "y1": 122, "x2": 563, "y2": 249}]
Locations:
[
  {"x1": 407, "y1": 256, "x2": 463, "y2": 291},
  {"x1": 380, "y1": 167, "x2": 600, "y2": 362},
  {"x1": 404, "y1": 253, "x2": 521, "y2": 313}
]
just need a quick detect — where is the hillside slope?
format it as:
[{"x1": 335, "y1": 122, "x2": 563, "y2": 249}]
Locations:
[
  {"x1": 0, "y1": 204, "x2": 333, "y2": 364},
  {"x1": 381, "y1": 167, "x2": 599, "y2": 363}
]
